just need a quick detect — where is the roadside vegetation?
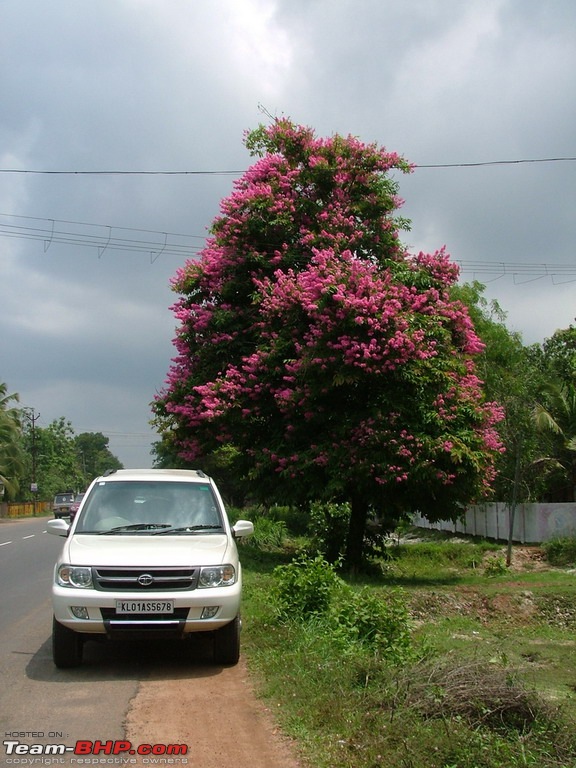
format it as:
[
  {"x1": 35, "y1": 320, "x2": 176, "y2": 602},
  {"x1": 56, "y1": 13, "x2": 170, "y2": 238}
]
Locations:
[{"x1": 237, "y1": 511, "x2": 576, "y2": 768}]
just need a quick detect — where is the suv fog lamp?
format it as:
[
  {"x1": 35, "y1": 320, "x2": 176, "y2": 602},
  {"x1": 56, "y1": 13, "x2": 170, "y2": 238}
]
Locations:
[
  {"x1": 201, "y1": 606, "x2": 220, "y2": 619},
  {"x1": 71, "y1": 606, "x2": 89, "y2": 619},
  {"x1": 57, "y1": 565, "x2": 93, "y2": 589},
  {"x1": 198, "y1": 565, "x2": 236, "y2": 588}
]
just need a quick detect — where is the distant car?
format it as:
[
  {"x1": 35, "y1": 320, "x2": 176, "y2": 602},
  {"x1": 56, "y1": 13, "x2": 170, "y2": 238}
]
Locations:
[
  {"x1": 68, "y1": 493, "x2": 86, "y2": 523},
  {"x1": 52, "y1": 492, "x2": 75, "y2": 519}
]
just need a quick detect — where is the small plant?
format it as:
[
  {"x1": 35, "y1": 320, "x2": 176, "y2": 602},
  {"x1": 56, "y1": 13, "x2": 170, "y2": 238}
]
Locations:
[{"x1": 483, "y1": 555, "x2": 508, "y2": 577}]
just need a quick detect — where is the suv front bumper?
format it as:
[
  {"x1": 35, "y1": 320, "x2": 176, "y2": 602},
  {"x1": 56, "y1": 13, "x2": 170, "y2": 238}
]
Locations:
[{"x1": 52, "y1": 581, "x2": 242, "y2": 636}]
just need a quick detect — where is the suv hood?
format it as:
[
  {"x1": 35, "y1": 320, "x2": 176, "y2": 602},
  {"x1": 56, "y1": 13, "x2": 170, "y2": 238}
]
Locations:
[{"x1": 64, "y1": 534, "x2": 232, "y2": 567}]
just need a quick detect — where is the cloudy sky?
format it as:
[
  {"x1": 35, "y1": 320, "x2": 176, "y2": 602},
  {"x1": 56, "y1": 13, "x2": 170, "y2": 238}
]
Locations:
[{"x1": 1, "y1": 0, "x2": 575, "y2": 468}]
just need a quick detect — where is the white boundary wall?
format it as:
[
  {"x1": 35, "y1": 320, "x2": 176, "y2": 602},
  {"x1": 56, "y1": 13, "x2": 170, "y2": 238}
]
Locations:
[{"x1": 412, "y1": 503, "x2": 576, "y2": 544}]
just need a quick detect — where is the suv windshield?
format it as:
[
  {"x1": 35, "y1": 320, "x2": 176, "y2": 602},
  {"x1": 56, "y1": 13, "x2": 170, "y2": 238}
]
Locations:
[
  {"x1": 75, "y1": 480, "x2": 224, "y2": 535},
  {"x1": 55, "y1": 493, "x2": 75, "y2": 504}
]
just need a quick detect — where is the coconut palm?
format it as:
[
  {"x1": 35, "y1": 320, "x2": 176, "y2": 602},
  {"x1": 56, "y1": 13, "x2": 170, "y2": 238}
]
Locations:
[
  {"x1": 533, "y1": 379, "x2": 576, "y2": 501},
  {"x1": 0, "y1": 382, "x2": 24, "y2": 498}
]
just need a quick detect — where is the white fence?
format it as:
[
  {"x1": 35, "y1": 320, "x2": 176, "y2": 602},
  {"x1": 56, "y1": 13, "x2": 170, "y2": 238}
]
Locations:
[{"x1": 412, "y1": 503, "x2": 576, "y2": 544}]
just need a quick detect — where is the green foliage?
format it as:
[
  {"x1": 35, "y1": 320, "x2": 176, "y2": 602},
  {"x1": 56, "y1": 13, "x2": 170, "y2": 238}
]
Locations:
[
  {"x1": 267, "y1": 504, "x2": 310, "y2": 536},
  {"x1": 273, "y1": 554, "x2": 343, "y2": 619},
  {"x1": 74, "y1": 431, "x2": 122, "y2": 484},
  {"x1": 483, "y1": 555, "x2": 508, "y2": 576},
  {"x1": 244, "y1": 516, "x2": 288, "y2": 550},
  {"x1": 453, "y1": 281, "x2": 545, "y2": 504},
  {"x1": 272, "y1": 553, "x2": 414, "y2": 663},
  {"x1": 385, "y1": 538, "x2": 500, "y2": 578},
  {"x1": 0, "y1": 382, "x2": 24, "y2": 498},
  {"x1": 532, "y1": 378, "x2": 576, "y2": 501},
  {"x1": 17, "y1": 417, "x2": 123, "y2": 502},
  {"x1": 329, "y1": 586, "x2": 413, "y2": 661},
  {"x1": 541, "y1": 535, "x2": 576, "y2": 566},
  {"x1": 541, "y1": 324, "x2": 576, "y2": 384},
  {"x1": 308, "y1": 500, "x2": 350, "y2": 562}
]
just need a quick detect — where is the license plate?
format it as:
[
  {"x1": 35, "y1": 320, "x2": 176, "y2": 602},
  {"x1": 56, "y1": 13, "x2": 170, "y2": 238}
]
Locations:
[{"x1": 115, "y1": 600, "x2": 174, "y2": 614}]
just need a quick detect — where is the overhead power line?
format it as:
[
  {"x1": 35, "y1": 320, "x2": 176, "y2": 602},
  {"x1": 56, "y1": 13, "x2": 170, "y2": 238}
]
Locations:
[
  {"x1": 416, "y1": 156, "x2": 576, "y2": 169},
  {"x1": 0, "y1": 168, "x2": 243, "y2": 176},
  {"x1": 1, "y1": 212, "x2": 575, "y2": 283},
  {"x1": 0, "y1": 212, "x2": 204, "y2": 262},
  {"x1": 0, "y1": 157, "x2": 574, "y2": 175},
  {"x1": 455, "y1": 260, "x2": 576, "y2": 285}
]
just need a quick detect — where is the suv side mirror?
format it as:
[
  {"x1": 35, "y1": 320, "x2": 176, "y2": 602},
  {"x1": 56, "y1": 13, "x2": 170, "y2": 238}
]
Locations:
[
  {"x1": 47, "y1": 519, "x2": 70, "y2": 537},
  {"x1": 232, "y1": 520, "x2": 254, "y2": 538}
]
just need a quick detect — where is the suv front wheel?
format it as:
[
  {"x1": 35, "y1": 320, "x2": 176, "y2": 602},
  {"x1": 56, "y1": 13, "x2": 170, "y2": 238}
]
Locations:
[
  {"x1": 52, "y1": 617, "x2": 83, "y2": 668},
  {"x1": 213, "y1": 615, "x2": 240, "y2": 665}
]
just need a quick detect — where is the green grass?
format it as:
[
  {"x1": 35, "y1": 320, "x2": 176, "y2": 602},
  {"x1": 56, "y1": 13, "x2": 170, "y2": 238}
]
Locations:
[{"x1": 239, "y1": 535, "x2": 576, "y2": 768}]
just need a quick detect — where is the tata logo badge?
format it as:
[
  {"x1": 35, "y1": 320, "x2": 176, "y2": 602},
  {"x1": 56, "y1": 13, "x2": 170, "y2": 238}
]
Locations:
[{"x1": 137, "y1": 573, "x2": 154, "y2": 586}]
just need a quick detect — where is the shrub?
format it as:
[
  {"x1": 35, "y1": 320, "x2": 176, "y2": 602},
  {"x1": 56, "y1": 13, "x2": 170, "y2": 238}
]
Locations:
[
  {"x1": 272, "y1": 553, "x2": 414, "y2": 663},
  {"x1": 330, "y1": 587, "x2": 414, "y2": 662},
  {"x1": 483, "y1": 555, "x2": 508, "y2": 576},
  {"x1": 272, "y1": 554, "x2": 344, "y2": 619},
  {"x1": 542, "y1": 535, "x2": 576, "y2": 566}
]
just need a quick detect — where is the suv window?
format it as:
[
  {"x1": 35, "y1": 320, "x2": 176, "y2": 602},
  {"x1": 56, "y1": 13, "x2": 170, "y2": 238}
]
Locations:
[
  {"x1": 54, "y1": 493, "x2": 75, "y2": 505},
  {"x1": 75, "y1": 480, "x2": 223, "y2": 534}
]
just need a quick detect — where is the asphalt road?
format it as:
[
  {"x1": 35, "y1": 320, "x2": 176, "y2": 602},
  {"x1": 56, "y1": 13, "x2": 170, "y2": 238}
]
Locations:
[{"x1": 0, "y1": 516, "x2": 137, "y2": 761}]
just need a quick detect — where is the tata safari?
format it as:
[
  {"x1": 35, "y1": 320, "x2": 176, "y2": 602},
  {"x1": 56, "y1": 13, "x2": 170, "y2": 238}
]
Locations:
[{"x1": 47, "y1": 469, "x2": 253, "y2": 668}]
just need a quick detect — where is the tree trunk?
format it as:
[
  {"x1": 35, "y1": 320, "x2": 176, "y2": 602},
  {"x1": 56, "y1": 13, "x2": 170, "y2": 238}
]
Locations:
[{"x1": 345, "y1": 493, "x2": 369, "y2": 572}]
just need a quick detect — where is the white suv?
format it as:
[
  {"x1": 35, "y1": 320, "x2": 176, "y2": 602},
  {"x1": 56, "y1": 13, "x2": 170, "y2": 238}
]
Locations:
[{"x1": 47, "y1": 469, "x2": 253, "y2": 668}]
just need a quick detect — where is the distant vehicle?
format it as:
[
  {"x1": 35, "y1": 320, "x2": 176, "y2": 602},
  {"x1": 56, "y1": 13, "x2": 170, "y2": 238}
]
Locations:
[
  {"x1": 68, "y1": 493, "x2": 86, "y2": 523},
  {"x1": 52, "y1": 492, "x2": 75, "y2": 519}
]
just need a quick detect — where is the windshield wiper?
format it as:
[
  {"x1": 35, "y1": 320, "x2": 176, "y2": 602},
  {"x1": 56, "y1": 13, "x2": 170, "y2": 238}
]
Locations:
[
  {"x1": 152, "y1": 525, "x2": 223, "y2": 535},
  {"x1": 98, "y1": 523, "x2": 172, "y2": 534}
]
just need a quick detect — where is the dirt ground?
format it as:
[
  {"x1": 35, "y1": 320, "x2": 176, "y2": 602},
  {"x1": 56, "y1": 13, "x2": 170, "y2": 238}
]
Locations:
[{"x1": 124, "y1": 656, "x2": 304, "y2": 768}]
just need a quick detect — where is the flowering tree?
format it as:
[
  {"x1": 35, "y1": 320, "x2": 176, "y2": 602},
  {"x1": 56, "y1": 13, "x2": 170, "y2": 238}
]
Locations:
[{"x1": 153, "y1": 119, "x2": 504, "y2": 567}]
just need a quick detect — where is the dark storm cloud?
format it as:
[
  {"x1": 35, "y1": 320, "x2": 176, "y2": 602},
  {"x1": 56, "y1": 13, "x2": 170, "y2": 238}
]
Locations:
[{"x1": 1, "y1": 0, "x2": 574, "y2": 465}]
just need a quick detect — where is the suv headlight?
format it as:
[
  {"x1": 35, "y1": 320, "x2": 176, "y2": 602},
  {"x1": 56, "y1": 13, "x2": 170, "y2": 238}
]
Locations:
[
  {"x1": 198, "y1": 565, "x2": 236, "y2": 588},
  {"x1": 57, "y1": 565, "x2": 93, "y2": 589}
]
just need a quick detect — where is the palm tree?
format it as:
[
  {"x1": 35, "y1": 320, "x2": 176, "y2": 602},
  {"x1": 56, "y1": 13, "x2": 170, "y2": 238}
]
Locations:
[
  {"x1": 0, "y1": 382, "x2": 25, "y2": 498},
  {"x1": 533, "y1": 379, "x2": 576, "y2": 501}
]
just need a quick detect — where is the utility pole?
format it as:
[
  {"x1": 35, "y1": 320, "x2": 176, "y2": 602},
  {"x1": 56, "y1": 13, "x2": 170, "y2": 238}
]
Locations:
[
  {"x1": 23, "y1": 408, "x2": 40, "y2": 514},
  {"x1": 506, "y1": 438, "x2": 522, "y2": 567}
]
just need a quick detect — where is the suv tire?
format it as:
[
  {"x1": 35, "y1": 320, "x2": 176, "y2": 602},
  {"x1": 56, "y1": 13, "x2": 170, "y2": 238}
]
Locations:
[
  {"x1": 213, "y1": 614, "x2": 240, "y2": 665},
  {"x1": 52, "y1": 617, "x2": 83, "y2": 668}
]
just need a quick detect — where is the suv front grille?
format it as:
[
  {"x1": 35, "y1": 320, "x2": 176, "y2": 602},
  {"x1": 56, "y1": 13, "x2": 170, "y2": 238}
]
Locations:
[
  {"x1": 93, "y1": 566, "x2": 198, "y2": 591},
  {"x1": 100, "y1": 607, "x2": 190, "y2": 634},
  {"x1": 100, "y1": 607, "x2": 190, "y2": 622}
]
